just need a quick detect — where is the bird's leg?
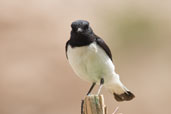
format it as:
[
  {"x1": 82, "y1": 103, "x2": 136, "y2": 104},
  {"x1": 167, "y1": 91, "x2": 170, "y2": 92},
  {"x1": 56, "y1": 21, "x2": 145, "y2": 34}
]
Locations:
[
  {"x1": 97, "y1": 78, "x2": 104, "y2": 95},
  {"x1": 86, "y1": 82, "x2": 96, "y2": 95},
  {"x1": 81, "y1": 82, "x2": 96, "y2": 114}
]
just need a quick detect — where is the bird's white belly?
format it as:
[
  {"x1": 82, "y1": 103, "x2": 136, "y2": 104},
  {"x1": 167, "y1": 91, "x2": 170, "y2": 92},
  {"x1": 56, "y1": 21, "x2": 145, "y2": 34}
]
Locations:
[{"x1": 67, "y1": 42, "x2": 115, "y2": 83}]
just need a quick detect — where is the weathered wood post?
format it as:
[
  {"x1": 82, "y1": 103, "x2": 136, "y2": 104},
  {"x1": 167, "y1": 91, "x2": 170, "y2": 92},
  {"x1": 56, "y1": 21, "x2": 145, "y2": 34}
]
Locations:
[{"x1": 82, "y1": 95, "x2": 107, "y2": 114}]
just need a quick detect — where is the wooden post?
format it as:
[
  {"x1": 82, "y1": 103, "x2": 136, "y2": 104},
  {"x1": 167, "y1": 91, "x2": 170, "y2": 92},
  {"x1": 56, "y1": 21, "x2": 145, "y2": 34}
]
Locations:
[{"x1": 83, "y1": 95, "x2": 108, "y2": 114}]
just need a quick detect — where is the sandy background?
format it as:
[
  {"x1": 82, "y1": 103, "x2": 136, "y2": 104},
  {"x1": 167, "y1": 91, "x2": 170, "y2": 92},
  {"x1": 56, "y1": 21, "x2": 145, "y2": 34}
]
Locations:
[{"x1": 0, "y1": 0, "x2": 171, "y2": 114}]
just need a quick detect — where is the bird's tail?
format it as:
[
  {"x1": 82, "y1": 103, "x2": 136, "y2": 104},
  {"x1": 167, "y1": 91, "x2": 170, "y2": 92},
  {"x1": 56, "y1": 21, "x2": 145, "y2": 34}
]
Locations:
[{"x1": 104, "y1": 74, "x2": 135, "y2": 102}]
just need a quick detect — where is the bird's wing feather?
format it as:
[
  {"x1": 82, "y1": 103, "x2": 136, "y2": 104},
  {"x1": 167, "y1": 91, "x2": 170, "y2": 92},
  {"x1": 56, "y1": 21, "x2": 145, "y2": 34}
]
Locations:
[
  {"x1": 65, "y1": 40, "x2": 70, "y2": 59},
  {"x1": 96, "y1": 37, "x2": 113, "y2": 61}
]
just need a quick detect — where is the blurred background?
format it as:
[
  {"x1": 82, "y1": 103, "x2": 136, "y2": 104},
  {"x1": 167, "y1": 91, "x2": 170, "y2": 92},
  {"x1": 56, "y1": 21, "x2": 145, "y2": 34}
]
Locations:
[{"x1": 0, "y1": 0, "x2": 171, "y2": 114}]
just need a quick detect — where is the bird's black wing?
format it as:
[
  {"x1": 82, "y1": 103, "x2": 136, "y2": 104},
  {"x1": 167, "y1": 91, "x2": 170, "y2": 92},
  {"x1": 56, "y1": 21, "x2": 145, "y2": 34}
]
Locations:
[
  {"x1": 96, "y1": 37, "x2": 113, "y2": 61},
  {"x1": 65, "y1": 40, "x2": 70, "y2": 59}
]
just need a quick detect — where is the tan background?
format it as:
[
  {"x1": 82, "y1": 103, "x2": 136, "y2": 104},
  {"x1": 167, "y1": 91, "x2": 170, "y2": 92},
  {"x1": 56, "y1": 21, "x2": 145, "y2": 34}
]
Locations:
[{"x1": 0, "y1": 0, "x2": 171, "y2": 114}]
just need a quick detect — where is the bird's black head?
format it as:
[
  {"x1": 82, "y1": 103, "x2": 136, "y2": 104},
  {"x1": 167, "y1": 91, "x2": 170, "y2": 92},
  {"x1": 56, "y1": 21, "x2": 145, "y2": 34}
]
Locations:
[
  {"x1": 71, "y1": 20, "x2": 93, "y2": 36},
  {"x1": 69, "y1": 20, "x2": 95, "y2": 47}
]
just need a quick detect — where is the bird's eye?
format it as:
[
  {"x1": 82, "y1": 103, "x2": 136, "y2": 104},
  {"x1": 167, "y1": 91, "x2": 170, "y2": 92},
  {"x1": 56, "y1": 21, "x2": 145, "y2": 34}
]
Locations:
[
  {"x1": 71, "y1": 25, "x2": 77, "y2": 31},
  {"x1": 83, "y1": 25, "x2": 89, "y2": 30}
]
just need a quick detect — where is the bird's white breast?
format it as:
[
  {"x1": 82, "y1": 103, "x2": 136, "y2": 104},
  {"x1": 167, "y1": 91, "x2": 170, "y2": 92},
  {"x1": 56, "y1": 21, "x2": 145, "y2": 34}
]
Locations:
[{"x1": 67, "y1": 42, "x2": 115, "y2": 83}]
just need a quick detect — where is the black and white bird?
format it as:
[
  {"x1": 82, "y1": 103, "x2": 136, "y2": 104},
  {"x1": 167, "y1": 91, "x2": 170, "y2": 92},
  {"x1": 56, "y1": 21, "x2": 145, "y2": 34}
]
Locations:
[{"x1": 65, "y1": 20, "x2": 135, "y2": 101}]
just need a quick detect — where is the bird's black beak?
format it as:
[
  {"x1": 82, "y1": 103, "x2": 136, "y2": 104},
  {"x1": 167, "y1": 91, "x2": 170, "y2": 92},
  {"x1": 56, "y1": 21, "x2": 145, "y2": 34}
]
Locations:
[{"x1": 77, "y1": 28, "x2": 83, "y2": 33}]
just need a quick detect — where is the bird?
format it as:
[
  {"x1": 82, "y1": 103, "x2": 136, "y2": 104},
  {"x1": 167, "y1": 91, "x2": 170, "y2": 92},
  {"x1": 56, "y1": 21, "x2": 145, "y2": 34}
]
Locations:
[{"x1": 65, "y1": 20, "x2": 135, "y2": 102}]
